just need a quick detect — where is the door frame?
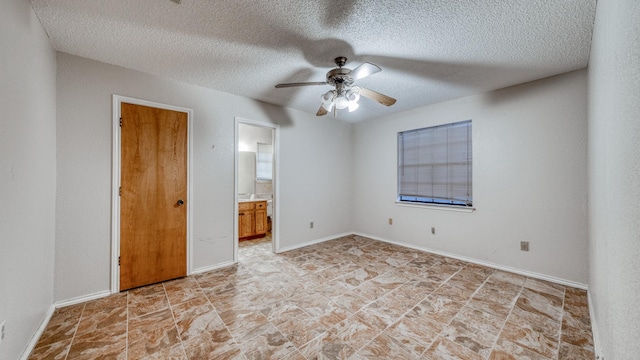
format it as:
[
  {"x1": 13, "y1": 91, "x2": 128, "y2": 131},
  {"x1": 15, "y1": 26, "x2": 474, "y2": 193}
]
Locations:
[
  {"x1": 111, "y1": 95, "x2": 194, "y2": 293},
  {"x1": 234, "y1": 117, "x2": 280, "y2": 262}
]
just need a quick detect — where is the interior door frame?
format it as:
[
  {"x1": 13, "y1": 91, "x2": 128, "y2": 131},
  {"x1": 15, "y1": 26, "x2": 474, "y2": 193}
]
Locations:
[
  {"x1": 234, "y1": 117, "x2": 280, "y2": 262},
  {"x1": 111, "y1": 95, "x2": 194, "y2": 293}
]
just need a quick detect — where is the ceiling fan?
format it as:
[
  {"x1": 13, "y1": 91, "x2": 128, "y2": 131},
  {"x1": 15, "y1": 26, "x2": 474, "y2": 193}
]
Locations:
[{"x1": 275, "y1": 56, "x2": 397, "y2": 116}]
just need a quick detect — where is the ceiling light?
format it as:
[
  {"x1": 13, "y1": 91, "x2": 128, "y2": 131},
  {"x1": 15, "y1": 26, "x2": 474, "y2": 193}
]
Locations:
[
  {"x1": 321, "y1": 90, "x2": 334, "y2": 104},
  {"x1": 334, "y1": 95, "x2": 349, "y2": 110},
  {"x1": 346, "y1": 87, "x2": 360, "y2": 103},
  {"x1": 321, "y1": 91, "x2": 335, "y2": 111},
  {"x1": 319, "y1": 86, "x2": 362, "y2": 115}
]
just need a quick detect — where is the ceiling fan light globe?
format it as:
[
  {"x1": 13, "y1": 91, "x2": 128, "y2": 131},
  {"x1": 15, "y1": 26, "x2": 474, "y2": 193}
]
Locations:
[
  {"x1": 335, "y1": 95, "x2": 349, "y2": 109},
  {"x1": 321, "y1": 91, "x2": 334, "y2": 104},
  {"x1": 348, "y1": 102, "x2": 360, "y2": 112}
]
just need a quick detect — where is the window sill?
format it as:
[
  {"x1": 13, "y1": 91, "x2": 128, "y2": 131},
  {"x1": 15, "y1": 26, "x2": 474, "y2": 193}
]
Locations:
[{"x1": 395, "y1": 201, "x2": 475, "y2": 213}]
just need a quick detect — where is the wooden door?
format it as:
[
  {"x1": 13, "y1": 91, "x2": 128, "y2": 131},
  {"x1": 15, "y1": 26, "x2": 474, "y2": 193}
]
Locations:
[{"x1": 120, "y1": 102, "x2": 188, "y2": 291}]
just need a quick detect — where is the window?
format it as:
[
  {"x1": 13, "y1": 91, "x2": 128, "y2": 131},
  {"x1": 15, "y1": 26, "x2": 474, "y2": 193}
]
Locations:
[
  {"x1": 256, "y1": 143, "x2": 273, "y2": 181},
  {"x1": 398, "y1": 120, "x2": 472, "y2": 207}
]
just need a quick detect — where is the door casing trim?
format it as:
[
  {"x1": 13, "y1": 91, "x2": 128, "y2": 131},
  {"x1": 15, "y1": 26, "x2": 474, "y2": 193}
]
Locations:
[{"x1": 111, "y1": 95, "x2": 194, "y2": 293}]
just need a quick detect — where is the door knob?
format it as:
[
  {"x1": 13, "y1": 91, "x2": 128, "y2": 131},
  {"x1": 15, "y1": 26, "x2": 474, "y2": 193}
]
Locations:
[{"x1": 177, "y1": 199, "x2": 184, "y2": 206}]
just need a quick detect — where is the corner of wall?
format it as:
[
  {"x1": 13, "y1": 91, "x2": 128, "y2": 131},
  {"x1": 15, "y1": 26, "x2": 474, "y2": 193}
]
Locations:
[{"x1": 587, "y1": 290, "x2": 604, "y2": 360}]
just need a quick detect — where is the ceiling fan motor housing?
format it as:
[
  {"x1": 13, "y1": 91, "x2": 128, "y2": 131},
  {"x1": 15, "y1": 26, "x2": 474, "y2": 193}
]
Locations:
[{"x1": 326, "y1": 68, "x2": 353, "y2": 86}]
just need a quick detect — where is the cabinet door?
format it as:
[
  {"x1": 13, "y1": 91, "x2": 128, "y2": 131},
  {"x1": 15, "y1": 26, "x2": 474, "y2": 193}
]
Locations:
[
  {"x1": 255, "y1": 209, "x2": 267, "y2": 234},
  {"x1": 239, "y1": 210, "x2": 254, "y2": 238}
]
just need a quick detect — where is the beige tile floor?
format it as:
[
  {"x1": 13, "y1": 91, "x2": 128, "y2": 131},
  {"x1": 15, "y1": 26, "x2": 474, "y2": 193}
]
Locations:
[{"x1": 29, "y1": 235, "x2": 595, "y2": 359}]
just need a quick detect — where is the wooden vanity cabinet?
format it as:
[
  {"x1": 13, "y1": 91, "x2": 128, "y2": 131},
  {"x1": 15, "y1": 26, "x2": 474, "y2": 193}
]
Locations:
[
  {"x1": 239, "y1": 200, "x2": 267, "y2": 240},
  {"x1": 238, "y1": 203, "x2": 254, "y2": 238},
  {"x1": 255, "y1": 202, "x2": 267, "y2": 235}
]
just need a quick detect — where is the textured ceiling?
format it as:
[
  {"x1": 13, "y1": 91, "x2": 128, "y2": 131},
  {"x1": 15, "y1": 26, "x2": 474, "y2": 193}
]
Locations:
[{"x1": 31, "y1": 0, "x2": 596, "y2": 122}]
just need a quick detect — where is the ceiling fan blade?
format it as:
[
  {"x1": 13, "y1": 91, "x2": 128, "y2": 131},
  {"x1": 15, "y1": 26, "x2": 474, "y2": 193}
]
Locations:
[
  {"x1": 316, "y1": 104, "x2": 328, "y2": 116},
  {"x1": 349, "y1": 62, "x2": 381, "y2": 81},
  {"x1": 275, "y1": 82, "x2": 326, "y2": 88},
  {"x1": 359, "y1": 87, "x2": 397, "y2": 106}
]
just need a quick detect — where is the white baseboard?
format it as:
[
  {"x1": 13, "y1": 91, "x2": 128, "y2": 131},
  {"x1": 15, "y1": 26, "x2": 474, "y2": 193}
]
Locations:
[
  {"x1": 277, "y1": 232, "x2": 352, "y2": 253},
  {"x1": 20, "y1": 290, "x2": 111, "y2": 359},
  {"x1": 588, "y1": 290, "x2": 604, "y2": 359},
  {"x1": 191, "y1": 260, "x2": 236, "y2": 275},
  {"x1": 54, "y1": 290, "x2": 112, "y2": 308},
  {"x1": 353, "y1": 232, "x2": 588, "y2": 290},
  {"x1": 19, "y1": 305, "x2": 56, "y2": 360}
]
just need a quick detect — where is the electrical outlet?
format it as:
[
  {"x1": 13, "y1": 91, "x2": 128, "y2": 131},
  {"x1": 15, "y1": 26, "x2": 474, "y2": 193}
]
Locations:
[
  {"x1": 310, "y1": 221, "x2": 314, "y2": 229},
  {"x1": 388, "y1": 218, "x2": 393, "y2": 225},
  {"x1": 1, "y1": 320, "x2": 5, "y2": 344},
  {"x1": 520, "y1": 241, "x2": 529, "y2": 251},
  {"x1": 431, "y1": 227, "x2": 435, "y2": 235}
]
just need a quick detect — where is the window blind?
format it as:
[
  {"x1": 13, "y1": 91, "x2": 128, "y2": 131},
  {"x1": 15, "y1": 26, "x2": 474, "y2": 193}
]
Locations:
[
  {"x1": 398, "y1": 120, "x2": 472, "y2": 206},
  {"x1": 256, "y1": 143, "x2": 273, "y2": 181}
]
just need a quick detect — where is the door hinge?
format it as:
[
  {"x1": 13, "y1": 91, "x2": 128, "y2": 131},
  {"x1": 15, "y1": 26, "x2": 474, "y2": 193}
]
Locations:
[
  {"x1": 118, "y1": 256, "x2": 121, "y2": 266},
  {"x1": 119, "y1": 187, "x2": 121, "y2": 196},
  {"x1": 119, "y1": 117, "x2": 122, "y2": 127}
]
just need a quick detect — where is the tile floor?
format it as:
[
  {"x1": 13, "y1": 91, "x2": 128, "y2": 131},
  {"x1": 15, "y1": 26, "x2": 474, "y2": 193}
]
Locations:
[{"x1": 29, "y1": 235, "x2": 595, "y2": 359}]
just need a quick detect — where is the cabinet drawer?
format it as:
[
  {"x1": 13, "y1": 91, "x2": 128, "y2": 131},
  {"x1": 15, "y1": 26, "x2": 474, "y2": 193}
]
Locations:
[
  {"x1": 239, "y1": 202, "x2": 255, "y2": 210},
  {"x1": 256, "y1": 201, "x2": 266, "y2": 209}
]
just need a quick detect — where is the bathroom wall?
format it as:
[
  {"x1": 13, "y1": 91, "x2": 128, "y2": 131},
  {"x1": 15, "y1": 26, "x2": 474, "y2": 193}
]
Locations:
[
  {"x1": 238, "y1": 123, "x2": 274, "y2": 197},
  {"x1": 238, "y1": 151, "x2": 256, "y2": 196}
]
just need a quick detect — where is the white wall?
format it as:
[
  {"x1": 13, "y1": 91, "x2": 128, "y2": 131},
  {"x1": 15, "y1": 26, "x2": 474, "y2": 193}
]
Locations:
[
  {"x1": 238, "y1": 151, "x2": 257, "y2": 195},
  {"x1": 238, "y1": 124, "x2": 273, "y2": 196},
  {"x1": 0, "y1": 1, "x2": 57, "y2": 359},
  {"x1": 278, "y1": 112, "x2": 354, "y2": 249},
  {"x1": 55, "y1": 53, "x2": 353, "y2": 301},
  {"x1": 588, "y1": 0, "x2": 640, "y2": 358},
  {"x1": 239, "y1": 123, "x2": 273, "y2": 152},
  {"x1": 352, "y1": 70, "x2": 588, "y2": 285}
]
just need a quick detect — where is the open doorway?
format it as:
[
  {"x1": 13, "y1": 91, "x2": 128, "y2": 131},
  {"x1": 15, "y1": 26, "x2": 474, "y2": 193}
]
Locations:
[{"x1": 234, "y1": 118, "x2": 278, "y2": 262}]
